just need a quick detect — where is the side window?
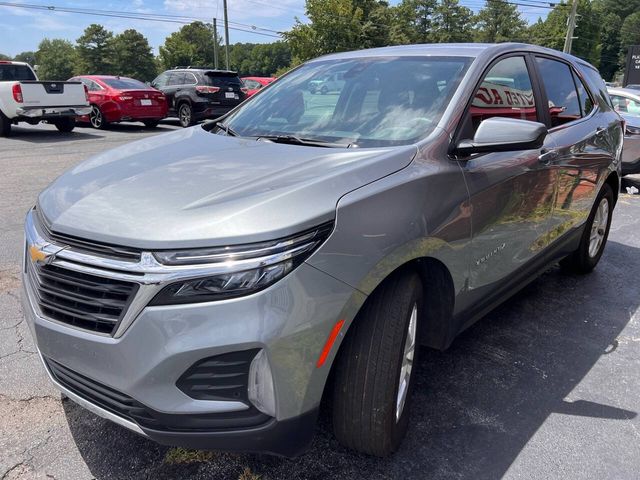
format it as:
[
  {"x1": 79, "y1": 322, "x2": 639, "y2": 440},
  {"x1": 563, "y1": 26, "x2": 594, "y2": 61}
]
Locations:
[
  {"x1": 573, "y1": 71, "x2": 594, "y2": 116},
  {"x1": 184, "y1": 72, "x2": 198, "y2": 85},
  {"x1": 611, "y1": 95, "x2": 640, "y2": 115},
  {"x1": 167, "y1": 72, "x2": 185, "y2": 86},
  {"x1": 87, "y1": 80, "x2": 102, "y2": 92},
  {"x1": 244, "y1": 79, "x2": 260, "y2": 89},
  {"x1": 153, "y1": 73, "x2": 168, "y2": 88},
  {"x1": 469, "y1": 56, "x2": 537, "y2": 134},
  {"x1": 535, "y1": 57, "x2": 581, "y2": 127}
]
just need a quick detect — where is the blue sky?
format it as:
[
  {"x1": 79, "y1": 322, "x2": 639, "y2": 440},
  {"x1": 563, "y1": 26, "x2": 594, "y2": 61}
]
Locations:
[{"x1": 0, "y1": 0, "x2": 552, "y2": 57}]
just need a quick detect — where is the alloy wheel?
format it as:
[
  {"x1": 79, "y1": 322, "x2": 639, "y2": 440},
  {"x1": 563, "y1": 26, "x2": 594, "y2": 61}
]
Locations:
[
  {"x1": 90, "y1": 106, "x2": 102, "y2": 129},
  {"x1": 588, "y1": 197, "x2": 609, "y2": 258},
  {"x1": 396, "y1": 302, "x2": 417, "y2": 422},
  {"x1": 179, "y1": 105, "x2": 191, "y2": 127}
]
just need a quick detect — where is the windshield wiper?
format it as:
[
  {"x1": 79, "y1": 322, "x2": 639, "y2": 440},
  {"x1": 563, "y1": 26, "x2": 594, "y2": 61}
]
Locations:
[
  {"x1": 256, "y1": 135, "x2": 349, "y2": 148},
  {"x1": 212, "y1": 121, "x2": 238, "y2": 137}
]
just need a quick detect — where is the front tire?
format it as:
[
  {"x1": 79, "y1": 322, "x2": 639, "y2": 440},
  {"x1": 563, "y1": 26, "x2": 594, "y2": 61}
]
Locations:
[
  {"x1": 54, "y1": 117, "x2": 75, "y2": 133},
  {"x1": 178, "y1": 103, "x2": 194, "y2": 128},
  {"x1": 561, "y1": 183, "x2": 614, "y2": 274},
  {"x1": 332, "y1": 272, "x2": 423, "y2": 457},
  {"x1": 0, "y1": 111, "x2": 11, "y2": 136}
]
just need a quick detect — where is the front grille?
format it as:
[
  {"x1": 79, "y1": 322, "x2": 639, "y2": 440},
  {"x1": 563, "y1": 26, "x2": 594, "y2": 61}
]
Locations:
[
  {"x1": 27, "y1": 261, "x2": 138, "y2": 335},
  {"x1": 36, "y1": 209, "x2": 141, "y2": 262},
  {"x1": 44, "y1": 357, "x2": 271, "y2": 432},
  {"x1": 177, "y1": 349, "x2": 259, "y2": 402}
]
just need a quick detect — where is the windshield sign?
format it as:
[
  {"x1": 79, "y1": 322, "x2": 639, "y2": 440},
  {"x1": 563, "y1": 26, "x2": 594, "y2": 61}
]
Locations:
[{"x1": 225, "y1": 56, "x2": 471, "y2": 148}]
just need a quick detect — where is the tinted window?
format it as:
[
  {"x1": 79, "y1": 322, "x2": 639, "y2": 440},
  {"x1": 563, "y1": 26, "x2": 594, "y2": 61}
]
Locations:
[
  {"x1": 153, "y1": 72, "x2": 169, "y2": 88},
  {"x1": 581, "y1": 66, "x2": 614, "y2": 108},
  {"x1": 167, "y1": 72, "x2": 185, "y2": 86},
  {"x1": 204, "y1": 73, "x2": 242, "y2": 88},
  {"x1": 469, "y1": 56, "x2": 537, "y2": 133},
  {"x1": 225, "y1": 56, "x2": 471, "y2": 147},
  {"x1": 101, "y1": 77, "x2": 148, "y2": 90},
  {"x1": 536, "y1": 57, "x2": 581, "y2": 127},
  {"x1": 0, "y1": 64, "x2": 36, "y2": 81},
  {"x1": 184, "y1": 72, "x2": 198, "y2": 85},
  {"x1": 243, "y1": 79, "x2": 261, "y2": 89},
  {"x1": 611, "y1": 94, "x2": 640, "y2": 115},
  {"x1": 573, "y1": 72, "x2": 594, "y2": 116}
]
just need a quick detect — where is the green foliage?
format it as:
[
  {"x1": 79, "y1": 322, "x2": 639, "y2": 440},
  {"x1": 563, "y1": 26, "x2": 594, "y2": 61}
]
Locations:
[
  {"x1": 598, "y1": 13, "x2": 622, "y2": 80},
  {"x1": 620, "y1": 12, "x2": 640, "y2": 58},
  {"x1": 284, "y1": 0, "x2": 391, "y2": 61},
  {"x1": 35, "y1": 39, "x2": 77, "y2": 80},
  {"x1": 111, "y1": 30, "x2": 157, "y2": 81},
  {"x1": 75, "y1": 24, "x2": 114, "y2": 74},
  {"x1": 229, "y1": 42, "x2": 291, "y2": 76},
  {"x1": 158, "y1": 21, "x2": 221, "y2": 70},
  {"x1": 431, "y1": 0, "x2": 474, "y2": 43},
  {"x1": 0, "y1": 53, "x2": 10, "y2": 60},
  {"x1": 474, "y1": 0, "x2": 527, "y2": 43},
  {"x1": 13, "y1": 51, "x2": 36, "y2": 65}
]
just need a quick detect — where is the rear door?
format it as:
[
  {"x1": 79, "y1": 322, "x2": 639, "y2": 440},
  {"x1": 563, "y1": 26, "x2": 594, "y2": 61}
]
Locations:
[
  {"x1": 532, "y1": 56, "x2": 618, "y2": 256},
  {"x1": 458, "y1": 54, "x2": 557, "y2": 294},
  {"x1": 160, "y1": 72, "x2": 184, "y2": 114}
]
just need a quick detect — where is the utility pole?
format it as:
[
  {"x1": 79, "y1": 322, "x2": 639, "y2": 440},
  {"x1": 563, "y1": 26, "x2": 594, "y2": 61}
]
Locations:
[
  {"x1": 563, "y1": 0, "x2": 578, "y2": 54},
  {"x1": 223, "y1": 0, "x2": 230, "y2": 70},
  {"x1": 213, "y1": 17, "x2": 219, "y2": 69}
]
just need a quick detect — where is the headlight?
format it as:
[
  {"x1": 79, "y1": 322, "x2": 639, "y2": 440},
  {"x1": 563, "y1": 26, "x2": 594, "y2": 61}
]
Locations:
[{"x1": 149, "y1": 222, "x2": 333, "y2": 305}]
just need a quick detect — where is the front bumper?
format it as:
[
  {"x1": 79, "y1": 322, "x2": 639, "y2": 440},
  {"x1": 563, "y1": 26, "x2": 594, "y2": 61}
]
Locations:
[
  {"x1": 21, "y1": 211, "x2": 363, "y2": 455},
  {"x1": 16, "y1": 105, "x2": 91, "y2": 119}
]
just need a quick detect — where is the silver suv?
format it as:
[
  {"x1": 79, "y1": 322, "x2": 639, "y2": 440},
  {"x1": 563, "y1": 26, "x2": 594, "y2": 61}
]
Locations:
[{"x1": 22, "y1": 43, "x2": 622, "y2": 457}]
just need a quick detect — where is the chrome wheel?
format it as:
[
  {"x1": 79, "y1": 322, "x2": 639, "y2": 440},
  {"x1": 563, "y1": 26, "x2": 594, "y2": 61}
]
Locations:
[
  {"x1": 89, "y1": 106, "x2": 102, "y2": 128},
  {"x1": 396, "y1": 302, "x2": 417, "y2": 422},
  {"x1": 588, "y1": 197, "x2": 609, "y2": 258},
  {"x1": 179, "y1": 104, "x2": 191, "y2": 127}
]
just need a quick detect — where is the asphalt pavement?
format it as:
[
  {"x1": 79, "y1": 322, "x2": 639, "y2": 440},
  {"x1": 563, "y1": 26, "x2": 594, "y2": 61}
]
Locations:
[{"x1": 1, "y1": 122, "x2": 639, "y2": 480}]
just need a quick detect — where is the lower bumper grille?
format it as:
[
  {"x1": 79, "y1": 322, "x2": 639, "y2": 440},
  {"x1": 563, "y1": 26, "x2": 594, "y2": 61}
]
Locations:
[
  {"x1": 26, "y1": 261, "x2": 138, "y2": 335},
  {"x1": 44, "y1": 357, "x2": 271, "y2": 432}
]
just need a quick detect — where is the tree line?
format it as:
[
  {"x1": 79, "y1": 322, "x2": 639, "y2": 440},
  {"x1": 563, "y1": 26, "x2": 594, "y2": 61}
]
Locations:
[
  {"x1": 2, "y1": 22, "x2": 292, "y2": 81},
  {"x1": 3, "y1": 0, "x2": 640, "y2": 82}
]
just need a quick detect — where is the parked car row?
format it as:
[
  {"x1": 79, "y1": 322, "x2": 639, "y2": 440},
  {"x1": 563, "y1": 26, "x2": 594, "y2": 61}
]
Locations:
[{"x1": 0, "y1": 61, "x2": 279, "y2": 134}]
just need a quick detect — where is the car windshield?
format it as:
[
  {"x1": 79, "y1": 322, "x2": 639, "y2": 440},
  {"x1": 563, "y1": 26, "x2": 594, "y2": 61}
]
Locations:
[
  {"x1": 0, "y1": 64, "x2": 36, "y2": 81},
  {"x1": 102, "y1": 77, "x2": 148, "y2": 89},
  {"x1": 224, "y1": 56, "x2": 471, "y2": 148}
]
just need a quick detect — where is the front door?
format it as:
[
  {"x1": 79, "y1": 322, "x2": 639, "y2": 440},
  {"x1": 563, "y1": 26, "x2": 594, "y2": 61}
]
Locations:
[{"x1": 458, "y1": 55, "x2": 557, "y2": 295}]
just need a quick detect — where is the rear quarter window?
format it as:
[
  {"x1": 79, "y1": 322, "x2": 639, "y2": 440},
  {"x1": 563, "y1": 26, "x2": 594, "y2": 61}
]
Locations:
[{"x1": 579, "y1": 65, "x2": 613, "y2": 110}]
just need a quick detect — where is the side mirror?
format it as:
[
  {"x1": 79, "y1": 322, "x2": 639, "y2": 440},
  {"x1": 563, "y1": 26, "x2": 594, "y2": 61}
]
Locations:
[{"x1": 455, "y1": 117, "x2": 548, "y2": 156}]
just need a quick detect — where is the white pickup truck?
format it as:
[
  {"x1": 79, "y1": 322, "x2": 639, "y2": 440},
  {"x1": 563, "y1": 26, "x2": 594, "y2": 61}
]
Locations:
[{"x1": 0, "y1": 60, "x2": 91, "y2": 136}]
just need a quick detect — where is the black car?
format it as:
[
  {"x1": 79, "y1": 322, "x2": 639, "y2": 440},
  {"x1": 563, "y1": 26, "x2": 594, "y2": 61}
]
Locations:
[{"x1": 151, "y1": 67, "x2": 246, "y2": 127}]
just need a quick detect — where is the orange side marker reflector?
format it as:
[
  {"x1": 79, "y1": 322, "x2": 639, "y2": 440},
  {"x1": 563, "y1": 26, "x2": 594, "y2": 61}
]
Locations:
[{"x1": 316, "y1": 319, "x2": 345, "y2": 368}]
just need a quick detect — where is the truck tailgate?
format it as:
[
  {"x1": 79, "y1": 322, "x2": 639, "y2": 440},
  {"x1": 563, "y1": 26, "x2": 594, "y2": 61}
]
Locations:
[{"x1": 20, "y1": 81, "x2": 87, "y2": 107}]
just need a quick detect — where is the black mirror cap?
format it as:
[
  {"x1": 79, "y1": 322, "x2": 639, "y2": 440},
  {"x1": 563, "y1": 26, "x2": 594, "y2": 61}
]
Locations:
[{"x1": 455, "y1": 117, "x2": 548, "y2": 156}]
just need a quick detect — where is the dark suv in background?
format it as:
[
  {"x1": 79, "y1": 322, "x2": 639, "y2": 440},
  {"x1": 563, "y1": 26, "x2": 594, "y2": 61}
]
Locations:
[{"x1": 151, "y1": 67, "x2": 246, "y2": 127}]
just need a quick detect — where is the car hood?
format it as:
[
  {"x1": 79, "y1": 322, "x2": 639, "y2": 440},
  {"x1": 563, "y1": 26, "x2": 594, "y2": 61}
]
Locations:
[{"x1": 38, "y1": 126, "x2": 418, "y2": 249}]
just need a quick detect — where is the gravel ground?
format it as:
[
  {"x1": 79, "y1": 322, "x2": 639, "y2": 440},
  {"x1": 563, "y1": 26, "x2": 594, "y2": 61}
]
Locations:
[{"x1": 1, "y1": 123, "x2": 639, "y2": 479}]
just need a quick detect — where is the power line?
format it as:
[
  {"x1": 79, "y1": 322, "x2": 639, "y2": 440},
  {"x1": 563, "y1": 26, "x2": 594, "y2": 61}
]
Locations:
[{"x1": 0, "y1": 1, "x2": 284, "y2": 38}]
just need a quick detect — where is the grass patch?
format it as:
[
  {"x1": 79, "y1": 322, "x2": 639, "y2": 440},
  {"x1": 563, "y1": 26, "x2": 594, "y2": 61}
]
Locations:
[
  {"x1": 238, "y1": 467, "x2": 261, "y2": 480},
  {"x1": 163, "y1": 448, "x2": 218, "y2": 464}
]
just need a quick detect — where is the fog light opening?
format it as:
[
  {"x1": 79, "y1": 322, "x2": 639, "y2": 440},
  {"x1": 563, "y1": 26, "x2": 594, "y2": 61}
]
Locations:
[{"x1": 248, "y1": 349, "x2": 276, "y2": 417}]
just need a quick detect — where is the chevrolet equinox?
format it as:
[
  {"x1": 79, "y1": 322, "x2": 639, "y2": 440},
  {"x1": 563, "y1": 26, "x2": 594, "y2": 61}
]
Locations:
[{"x1": 22, "y1": 43, "x2": 622, "y2": 457}]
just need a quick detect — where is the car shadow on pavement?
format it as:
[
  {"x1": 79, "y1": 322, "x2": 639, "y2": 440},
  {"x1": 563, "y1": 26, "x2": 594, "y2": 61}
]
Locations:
[
  {"x1": 63, "y1": 240, "x2": 639, "y2": 480},
  {"x1": 6, "y1": 127, "x2": 102, "y2": 143}
]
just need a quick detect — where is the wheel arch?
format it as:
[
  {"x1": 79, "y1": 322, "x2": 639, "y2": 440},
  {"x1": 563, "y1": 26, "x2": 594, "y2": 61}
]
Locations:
[{"x1": 604, "y1": 170, "x2": 619, "y2": 205}]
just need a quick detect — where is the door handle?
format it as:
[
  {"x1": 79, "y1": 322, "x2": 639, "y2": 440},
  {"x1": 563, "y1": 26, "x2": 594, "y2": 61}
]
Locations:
[{"x1": 538, "y1": 149, "x2": 559, "y2": 165}]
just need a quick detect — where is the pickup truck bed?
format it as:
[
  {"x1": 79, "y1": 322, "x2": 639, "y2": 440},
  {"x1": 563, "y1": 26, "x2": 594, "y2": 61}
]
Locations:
[{"x1": 0, "y1": 61, "x2": 90, "y2": 136}]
